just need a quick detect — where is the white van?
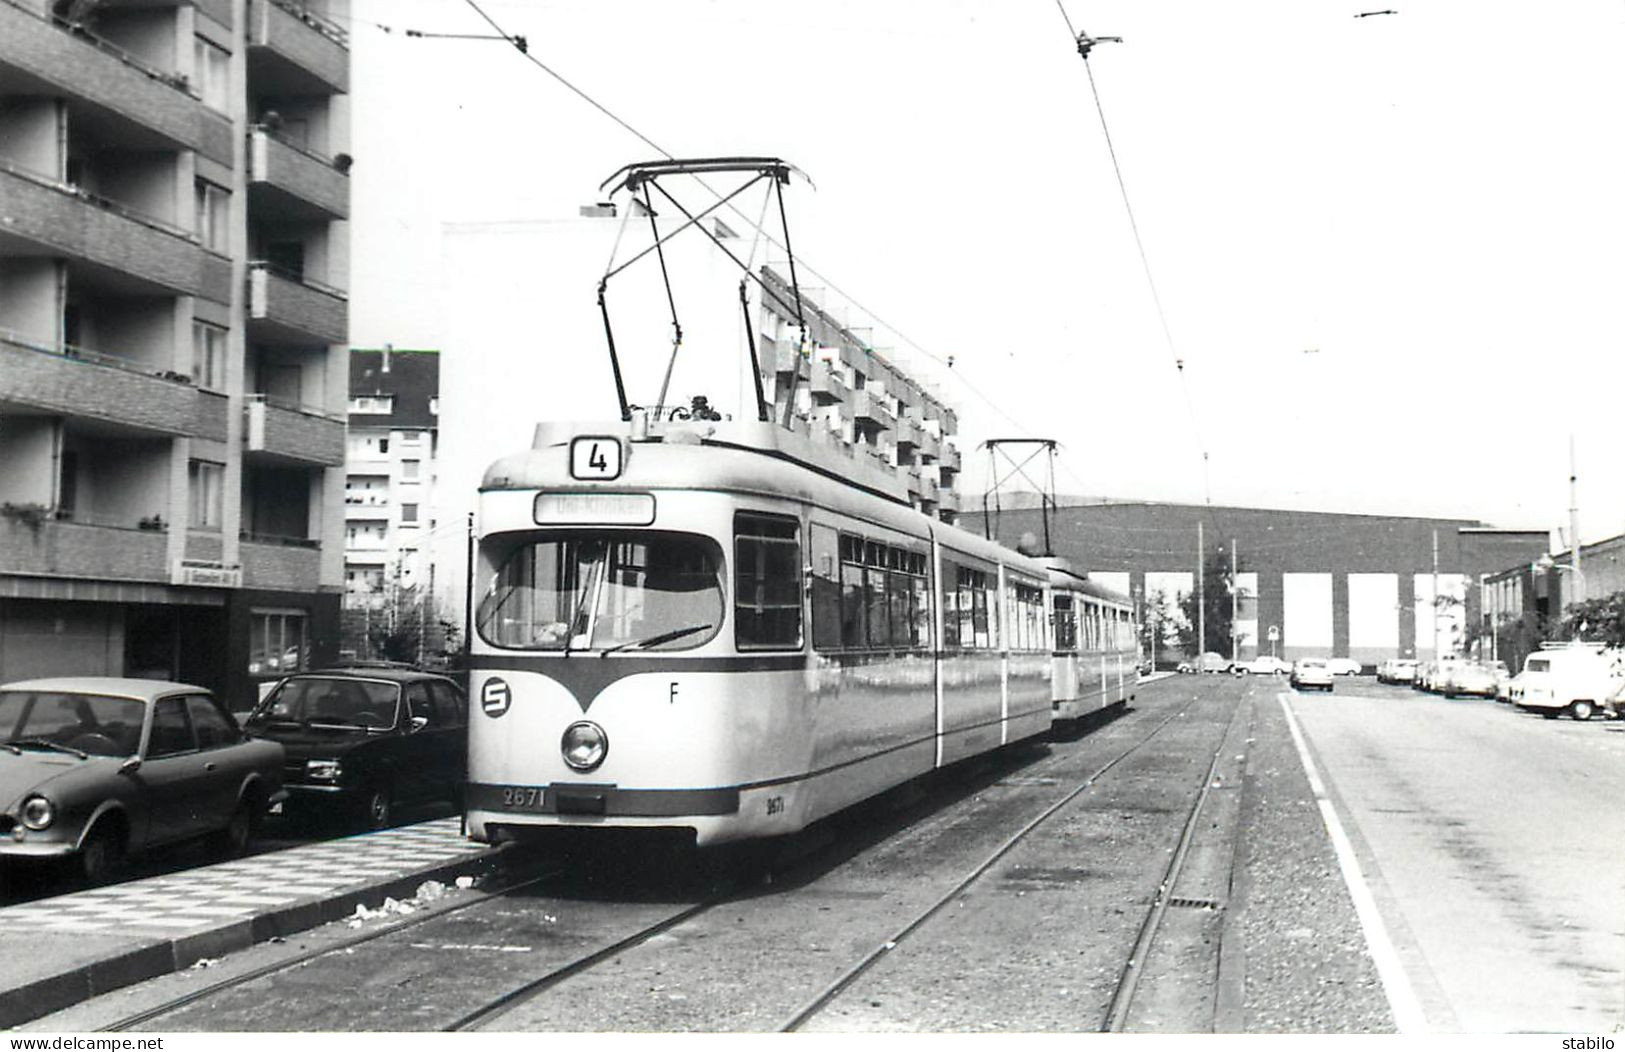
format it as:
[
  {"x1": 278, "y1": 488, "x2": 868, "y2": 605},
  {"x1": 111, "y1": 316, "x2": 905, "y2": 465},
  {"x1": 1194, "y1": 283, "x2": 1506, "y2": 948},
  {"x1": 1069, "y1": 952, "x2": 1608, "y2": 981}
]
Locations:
[{"x1": 1511, "y1": 643, "x2": 1623, "y2": 721}]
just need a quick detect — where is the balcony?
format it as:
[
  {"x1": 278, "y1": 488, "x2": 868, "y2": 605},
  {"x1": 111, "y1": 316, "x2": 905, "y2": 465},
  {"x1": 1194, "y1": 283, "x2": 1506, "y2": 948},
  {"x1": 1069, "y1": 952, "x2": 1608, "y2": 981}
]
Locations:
[
  {"x1": 248, "y1": 126, "x2": 350, "y2": 221},
  {"x1": 248, "y1": 262, "x2": 348, "y2": 345},
  {"x1": 0, "y1": 2, "x2": 231, "y2": 162},
  {"x1": 938, "y1": 489, "x2": 961, "y2": 516},
  {"x1": 245, "y1": 395, "x2": 346, "y2": 466},
  {"x1": 0, "y1": 516, "x2": 169, "y2": 584},
  {"x1": 768, "y1": 339, "x2": 809, "y2": 380},
  {"x1": 809, "y1": 358, "x2": 847, "y2": 405},
  {"x1": 939, "y1": 443, "x2": 962, "y2": 475},
  {"x1": 893, "y1": 416, "x2": 920, "y2": 453},
  {"x1": 240, "y1": 534, "x2": 323, "y2": 593},
  {"x1": 247, "y1": 0, "x2": 349, "y2": 95},
  {"x1": 851, "y1": 390, "x2": 896, "y2": 432},
  {"x1": 0, "y1": 332, "x2": 230, "y2": 441},
  {"x1": 0, "y1": 162, "x2": 229, "y2": 300}
]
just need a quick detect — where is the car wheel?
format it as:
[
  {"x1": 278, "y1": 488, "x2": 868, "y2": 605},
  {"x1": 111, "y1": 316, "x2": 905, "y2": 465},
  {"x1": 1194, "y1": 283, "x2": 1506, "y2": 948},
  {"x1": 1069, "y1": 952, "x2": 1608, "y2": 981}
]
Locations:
[
  {"x1": 361, "y1": 785, "x2": 393, "y2": 830},
  {"x1": 211, "y1": 800, "x2": 254, "y2": 858},
  {"x1": 1571, "y1": 700, "x2": 1595, "y2": 721},
  {"x1": 78, "y1": 825, "x2": 125, "y2": 885}
]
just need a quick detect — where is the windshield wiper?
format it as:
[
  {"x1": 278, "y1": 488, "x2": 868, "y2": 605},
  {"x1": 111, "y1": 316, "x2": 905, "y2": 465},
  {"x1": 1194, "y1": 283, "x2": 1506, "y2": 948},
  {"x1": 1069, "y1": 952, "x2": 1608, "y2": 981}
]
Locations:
[
  {"x1": 599, "y1": 624, "x2": 713, "y2": 656},
  {"x1": 6, "y1": 738, "x2": 88, "y2": 760}
]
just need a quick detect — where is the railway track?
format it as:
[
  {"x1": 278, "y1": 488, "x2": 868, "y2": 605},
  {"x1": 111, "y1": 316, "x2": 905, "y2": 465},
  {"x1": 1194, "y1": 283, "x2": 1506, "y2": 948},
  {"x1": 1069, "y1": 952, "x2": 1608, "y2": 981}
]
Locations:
[{"x1": 95, "y1": 685, "x2": 1249, "y2": 1033}]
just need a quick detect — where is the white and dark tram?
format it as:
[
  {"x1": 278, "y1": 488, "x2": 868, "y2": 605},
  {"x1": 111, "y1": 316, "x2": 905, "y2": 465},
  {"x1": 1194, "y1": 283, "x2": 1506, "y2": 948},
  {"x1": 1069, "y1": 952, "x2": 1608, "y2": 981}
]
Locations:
[{"x1": 463, "y1": 417, "x2": 1139, "y2": 848}]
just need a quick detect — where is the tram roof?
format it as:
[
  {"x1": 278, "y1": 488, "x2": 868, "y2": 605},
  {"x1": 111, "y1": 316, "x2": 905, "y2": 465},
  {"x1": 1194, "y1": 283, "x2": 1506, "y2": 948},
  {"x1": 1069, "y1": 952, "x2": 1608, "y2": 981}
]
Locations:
[{"x1": 480, "y1": 418, "x2": 1067, "y2": 580}]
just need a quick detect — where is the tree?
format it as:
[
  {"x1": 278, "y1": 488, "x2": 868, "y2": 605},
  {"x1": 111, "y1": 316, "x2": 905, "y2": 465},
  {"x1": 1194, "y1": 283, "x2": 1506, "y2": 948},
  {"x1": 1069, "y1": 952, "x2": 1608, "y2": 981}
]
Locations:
[
  {"x1": 341, "y1": 584, "x2": 460, "y2": 668},
  {"x1": 1558, "y1": 591, "x2": 1625, "y2": 647},
  {"x1": 1176, "y1": 548, "x2": 1241, "y2": 657},
  {"x1": 1140, "y1": 588, "x2": 1174, "y2": 668}
]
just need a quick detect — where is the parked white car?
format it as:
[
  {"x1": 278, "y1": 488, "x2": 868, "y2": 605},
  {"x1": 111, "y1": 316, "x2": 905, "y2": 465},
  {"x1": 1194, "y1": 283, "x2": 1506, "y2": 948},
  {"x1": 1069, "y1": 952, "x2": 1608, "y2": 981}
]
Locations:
[
  {"x1": 1326, "y1": 658, "x2": 1362, "y2": 676},
  {"x1": 1231, "y1": 655, "x2": 1291, "y2": 675},
  {"x1": 1377, "y1": 658, "x2": 1419, "y2": 684},
  {"x1": 1511, "y1": 643, "x2": 1623, "y2": 721},
  {"x1": 1290, "y1": 658, "x2": 1334, "y2": 692}
]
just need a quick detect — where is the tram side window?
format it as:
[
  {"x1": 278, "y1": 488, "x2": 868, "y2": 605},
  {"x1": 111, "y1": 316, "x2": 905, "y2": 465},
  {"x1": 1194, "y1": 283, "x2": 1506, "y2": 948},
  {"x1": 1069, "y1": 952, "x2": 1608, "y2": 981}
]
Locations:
[
  {"x1": 735, "y1": 513, "x2": 803, "y2": 650},
  {"x1": 840, "y1": 534, "x2": 866, "y2": 648},
  {"x1": 909, "y1": 563, "x2": 931, "y2": 648},
  {"x1": 831, "y1": 533, "x2": 932, "y2": 651},
  {"x1": 810, "y1": 523, "x2": 841, "y2": 651},
  {"x1": 947, "y1": 564, "x2": 997, "y2": 650},
  {"x1": 864, "y1": 563, "x2": 889, "y2": 647},
  {"x1": 1053, "y1": 595, "x2": 1077, "y2": 652},
  {"x1": 1009, "y1": 583, "x2": 1044, "y2": 652}
]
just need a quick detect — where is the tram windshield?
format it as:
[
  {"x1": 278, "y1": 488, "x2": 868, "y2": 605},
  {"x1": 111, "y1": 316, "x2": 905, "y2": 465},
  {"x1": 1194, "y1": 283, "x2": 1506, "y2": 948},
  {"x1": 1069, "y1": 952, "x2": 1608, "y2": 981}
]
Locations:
[{"x1": 477, "y1": 532, "x2": 725, "y2": 652}]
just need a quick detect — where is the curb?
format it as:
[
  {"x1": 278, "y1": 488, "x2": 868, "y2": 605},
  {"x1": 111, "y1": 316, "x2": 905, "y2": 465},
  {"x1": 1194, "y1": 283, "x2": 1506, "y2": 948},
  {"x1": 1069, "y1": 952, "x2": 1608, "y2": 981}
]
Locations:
[{"x1": 0, "y1": 845, "x2": 503, "y2": 1029}]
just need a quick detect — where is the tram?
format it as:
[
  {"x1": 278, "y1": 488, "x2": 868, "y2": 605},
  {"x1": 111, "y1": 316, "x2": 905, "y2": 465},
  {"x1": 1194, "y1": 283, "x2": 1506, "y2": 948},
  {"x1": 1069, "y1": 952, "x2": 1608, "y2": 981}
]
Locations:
[
  {"x1": 1047, "y1": 564, "x2": 1139, "y2": 723},
  {"x1": 463, "y1": 416, "x2": 1137, "y2": 848},
  {"x1": 460, "y1": 157, "x2": 1136, "y2": 847}
]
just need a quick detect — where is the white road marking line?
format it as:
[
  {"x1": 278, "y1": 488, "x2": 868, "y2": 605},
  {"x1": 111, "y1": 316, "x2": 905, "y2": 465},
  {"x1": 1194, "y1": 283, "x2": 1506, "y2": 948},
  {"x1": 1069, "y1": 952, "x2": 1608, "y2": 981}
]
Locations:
[{"x1": 1277, "y1": 692, "x2": 1427, "y2": 1033}]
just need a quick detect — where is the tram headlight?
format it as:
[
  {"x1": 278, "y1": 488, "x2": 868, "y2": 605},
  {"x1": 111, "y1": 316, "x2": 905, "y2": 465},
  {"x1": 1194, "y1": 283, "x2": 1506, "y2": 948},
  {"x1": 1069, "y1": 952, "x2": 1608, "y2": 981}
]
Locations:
[
  {"x1": 561, "y1": 721, "x2": 608, "y2": 772},
  {"x1": 20, "y1": 795, "x2": 54, "y2": 831}
]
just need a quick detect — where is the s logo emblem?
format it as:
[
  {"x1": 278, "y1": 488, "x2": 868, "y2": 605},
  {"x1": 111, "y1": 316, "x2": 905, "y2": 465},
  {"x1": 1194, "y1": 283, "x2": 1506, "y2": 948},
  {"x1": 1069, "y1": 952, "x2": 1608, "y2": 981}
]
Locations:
[{"x1": 481, "y1": 677, "x2": 512, "y2": 718}]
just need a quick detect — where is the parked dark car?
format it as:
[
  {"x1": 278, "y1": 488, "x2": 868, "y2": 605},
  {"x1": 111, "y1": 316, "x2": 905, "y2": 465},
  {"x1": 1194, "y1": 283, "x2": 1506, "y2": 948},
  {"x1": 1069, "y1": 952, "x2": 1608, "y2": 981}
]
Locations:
[
  {"x1": 0, "y1": 677, "x2": 286, "y2": 882},
  {"x1": 244, "y1": 667, "x2": 467, "y2": 830}
]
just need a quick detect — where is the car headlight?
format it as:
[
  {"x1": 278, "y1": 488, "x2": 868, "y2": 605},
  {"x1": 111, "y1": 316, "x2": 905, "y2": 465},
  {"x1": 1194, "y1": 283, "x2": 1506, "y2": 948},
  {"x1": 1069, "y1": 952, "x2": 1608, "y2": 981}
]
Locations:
[
  {"x1": 561, "y1": 721, "x2": 608, "y2": 772},
  {"x1": 306, "y1": 759, "x2": 343, "y2": 781},
  {"x1": 20, "y1": 796, "x2": 53, "y2": 831}
]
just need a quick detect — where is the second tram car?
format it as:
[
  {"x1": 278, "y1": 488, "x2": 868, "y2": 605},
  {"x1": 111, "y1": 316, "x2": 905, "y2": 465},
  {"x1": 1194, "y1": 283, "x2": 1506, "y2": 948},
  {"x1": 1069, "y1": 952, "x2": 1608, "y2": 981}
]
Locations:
[
  {"x1": 1048, "y1": 566, "x2": 1138, "y2": 723},
  {"x1": 464, "y1": 417, "x2": 1137, "y2": 848}
]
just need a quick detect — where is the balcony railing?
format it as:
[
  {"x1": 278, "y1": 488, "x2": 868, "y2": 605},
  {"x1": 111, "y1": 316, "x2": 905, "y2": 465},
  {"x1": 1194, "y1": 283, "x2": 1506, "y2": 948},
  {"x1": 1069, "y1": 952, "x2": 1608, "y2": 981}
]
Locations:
[
  {"x1": 265, "y1": 0, "x2": 348, "y2": 46},
  {"x1": 0, "y1": 329, "x2": 229, "y2": 440},
  {"x1": 0, "y1": 515, "x2": 170, "y2": 583},
  {"x1": 1, "y1": 0, "x2": 196, "y2": 95},
  {"x1": 240, "y1": 530, "x2": 320, "y2": 549},
  {"x1": 1, "y1": 157, "x2": 195, "y2": 242},
  {"x1": 0, "y1": 162, "x2": 220, "y2": 297},
  {"x1": 247, "y1": 261, "x2": 348, "y2": 345},
  {"x1": 248, "y1": 0, "x2": 349, "y2": 94},
  {"x1": 245, "y1": 394, "x2": 346, "y2": 465},
  {"x1": 248, "y1": 125, "x2": 350, "y2": 220}
]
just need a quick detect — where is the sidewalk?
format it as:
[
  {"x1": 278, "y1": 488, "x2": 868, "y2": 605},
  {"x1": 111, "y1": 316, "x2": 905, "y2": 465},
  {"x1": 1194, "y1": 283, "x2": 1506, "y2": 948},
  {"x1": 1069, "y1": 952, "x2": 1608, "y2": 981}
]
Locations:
[{"x1": 0, "y1": 818, "x2": 499, "y2": 1028}]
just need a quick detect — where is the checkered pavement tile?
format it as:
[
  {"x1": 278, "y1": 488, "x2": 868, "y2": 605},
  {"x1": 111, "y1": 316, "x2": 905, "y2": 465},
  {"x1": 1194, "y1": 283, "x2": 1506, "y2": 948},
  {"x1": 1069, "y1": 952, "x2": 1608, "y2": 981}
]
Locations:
[{"x1": 0, "y1": 818, "x2": 491, "y2": 935}]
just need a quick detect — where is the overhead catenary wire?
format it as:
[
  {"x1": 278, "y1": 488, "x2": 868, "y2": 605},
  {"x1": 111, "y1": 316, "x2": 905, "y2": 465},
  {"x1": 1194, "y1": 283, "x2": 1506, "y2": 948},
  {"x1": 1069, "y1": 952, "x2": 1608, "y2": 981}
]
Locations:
[
  {"x1": 380, "y1": 1, "x2": 1209, "y2": 500},
  {"x1": 442, "y1": 0, "x2": 1042, "y2": 444},
  {"x1": 1053, "y1": 1, "x2": 1214, "y2": 510}
]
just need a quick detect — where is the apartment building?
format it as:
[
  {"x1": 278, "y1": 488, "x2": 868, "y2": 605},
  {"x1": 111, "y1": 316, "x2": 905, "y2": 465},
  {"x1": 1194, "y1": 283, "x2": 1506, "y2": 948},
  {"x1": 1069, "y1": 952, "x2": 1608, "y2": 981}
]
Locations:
[
  {"x1": 756, "y1": 266, "x2": 963, "y2": 521},
  {"x1": 343, "y1": 347, "x2": 438, "y2": 608},
  {"x1": 0, "y1": 0, "x2": 350, "y2": 707}
]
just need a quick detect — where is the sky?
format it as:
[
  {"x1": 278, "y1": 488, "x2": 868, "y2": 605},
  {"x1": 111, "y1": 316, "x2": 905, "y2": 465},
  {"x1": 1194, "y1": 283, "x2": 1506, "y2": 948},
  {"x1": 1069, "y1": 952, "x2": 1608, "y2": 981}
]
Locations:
[{"x1": 344, "y1": 0, "x2": 1625, "y2": 544}]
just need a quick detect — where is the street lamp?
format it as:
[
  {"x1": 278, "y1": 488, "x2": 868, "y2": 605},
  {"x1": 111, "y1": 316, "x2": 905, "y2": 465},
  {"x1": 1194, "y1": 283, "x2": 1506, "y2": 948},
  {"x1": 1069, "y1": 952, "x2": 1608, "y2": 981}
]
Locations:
[{"x1": 1536, "y1": 553, "x2": 1586, "y2": 638}]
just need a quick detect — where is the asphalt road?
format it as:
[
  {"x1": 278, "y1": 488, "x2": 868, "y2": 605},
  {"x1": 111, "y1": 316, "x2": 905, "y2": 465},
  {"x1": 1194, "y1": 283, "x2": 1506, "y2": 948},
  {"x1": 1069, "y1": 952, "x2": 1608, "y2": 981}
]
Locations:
[{"x1": 1287, "y1": 680, "x2": 1625, "y2": 1032}]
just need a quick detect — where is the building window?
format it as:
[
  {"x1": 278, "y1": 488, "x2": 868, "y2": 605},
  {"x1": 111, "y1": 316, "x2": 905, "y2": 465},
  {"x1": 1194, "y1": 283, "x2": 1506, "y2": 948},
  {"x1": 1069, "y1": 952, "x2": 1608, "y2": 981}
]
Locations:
[
  {"x1": 402, "y1": 459, "x2": 420, "y2": 481},
  {"x1": 347, "y1": 396, "x2": 395, "y2": 414},
  {"x1": 193, "y1": 37, "x2": 231, "y2": 113},
  {"x1": 250, "y1": 610, "x2": 306, "y2": 677},
  {"x1": 401, "y1": 503, "x2": 418, "y2": 525},
  {"x1": 189, "y1": 460, "x2": 224, "y2": 529},
  {"x1": 194, "y1": 181, "x2": 229, "y2": 252},
  {"x1": 191, "y1": 322, "x2": 226, "y2": 390},
  {"x1": 379, "y1": 438, "x2": 389, "y2": 454}
]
